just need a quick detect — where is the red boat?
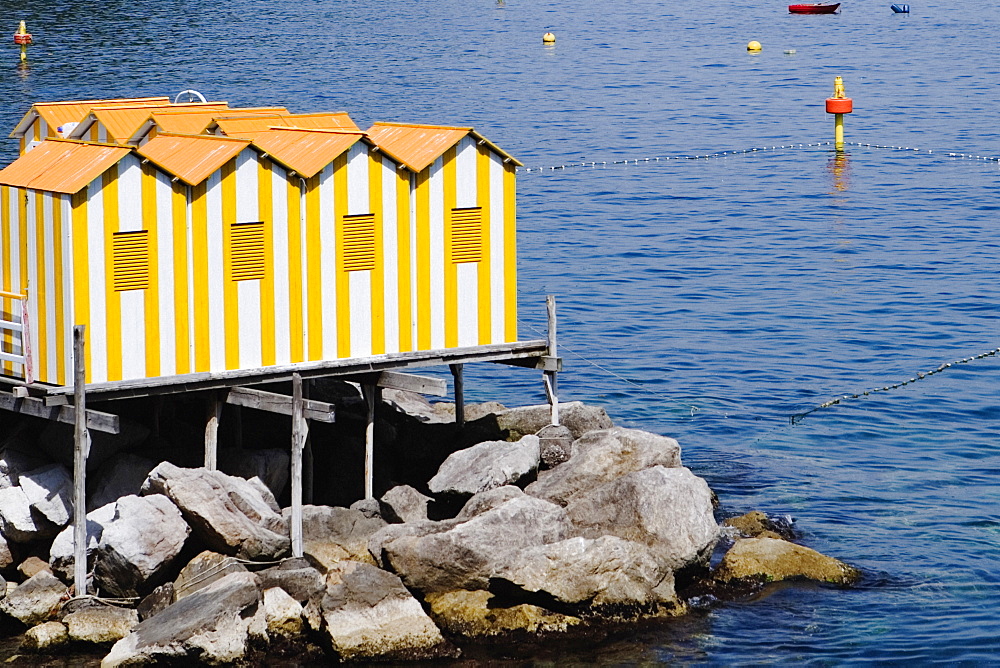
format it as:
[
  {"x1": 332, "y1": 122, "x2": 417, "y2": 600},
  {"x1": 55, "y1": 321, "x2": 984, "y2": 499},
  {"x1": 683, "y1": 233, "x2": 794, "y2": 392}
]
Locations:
[{"x1": 788, "y1": 3, "x2": 841, "y2": 13}]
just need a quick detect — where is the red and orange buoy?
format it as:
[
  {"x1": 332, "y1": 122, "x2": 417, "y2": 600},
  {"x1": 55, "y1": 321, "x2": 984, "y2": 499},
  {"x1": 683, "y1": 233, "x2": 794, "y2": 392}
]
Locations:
[
  {"x1": 826, "y1": 76, "x2": 852, "y2": 150},
  {"x1": 13, "y1": 20, "x2": 32, "y2": 62}
]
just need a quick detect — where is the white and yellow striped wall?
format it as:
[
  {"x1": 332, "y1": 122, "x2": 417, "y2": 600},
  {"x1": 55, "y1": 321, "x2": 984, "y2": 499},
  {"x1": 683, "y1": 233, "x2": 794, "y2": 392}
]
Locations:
[
  {"x1": 0, "y1": 132, "x2": 519, "y2": 388},
  {"x1": 0, "y1": 184, "x2": 59, "y2": 382},
  {"x1": 60, "y1": 142, "x2": 415, "y2": 384},
  {"x1": 410, "y1": 135, "x2": 517, "y2": 352}
]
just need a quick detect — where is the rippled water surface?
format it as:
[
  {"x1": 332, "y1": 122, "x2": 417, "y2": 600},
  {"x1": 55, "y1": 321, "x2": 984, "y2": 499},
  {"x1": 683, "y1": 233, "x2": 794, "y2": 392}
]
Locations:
[{"x1": 2, "y1": 0, "x2": 999, "y2": 663}]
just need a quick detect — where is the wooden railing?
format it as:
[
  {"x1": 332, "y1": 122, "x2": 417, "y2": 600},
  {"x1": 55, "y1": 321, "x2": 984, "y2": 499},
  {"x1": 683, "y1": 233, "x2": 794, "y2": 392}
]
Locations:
[{"x1": 0, "y1": 290, "x2": 32, "y2": 383}]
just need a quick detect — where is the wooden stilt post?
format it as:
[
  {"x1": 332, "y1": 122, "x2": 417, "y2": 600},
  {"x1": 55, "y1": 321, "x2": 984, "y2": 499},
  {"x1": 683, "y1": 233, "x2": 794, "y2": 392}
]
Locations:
[
  {"x1": 72, "y1": 325, "x2": 90, "y2": 597},
  {"x1": 450, "y1": 363, "x2": 465, "y2": 428},
  {"x1": 303, "y1": 379, "x2": 314, "y2": 505},
  {"x1": 545, "y1": 295, "x2": 560, "y2": 426},
  {"x1": 362, "y1": 382, "x2": 379, "y2": 500},
  {"x1": 204, "y1": 393, "x2": 221, "y2": 470},
  {"x1": 290, "y1": 373, "x2": 307, "y2": 558}
]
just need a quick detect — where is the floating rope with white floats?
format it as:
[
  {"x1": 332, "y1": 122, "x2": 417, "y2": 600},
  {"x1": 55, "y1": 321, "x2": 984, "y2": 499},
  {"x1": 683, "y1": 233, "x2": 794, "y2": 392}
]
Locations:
[
  {"x1": 519, "y1": 141, "x2": 1000, "y2": 174},
  {"x1": 518, "y1": 142, "x2": 831, "y2": 172},
  {"x1": 790, "y1": 346, "x2": 1000, "y2": 424}
]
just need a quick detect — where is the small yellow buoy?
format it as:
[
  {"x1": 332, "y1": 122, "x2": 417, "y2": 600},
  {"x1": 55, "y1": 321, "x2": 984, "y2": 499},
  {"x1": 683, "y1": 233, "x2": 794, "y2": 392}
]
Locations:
[
  {"x1": 747, "y1": 40, "x2": 762, "y2": 52},
  {"x1": 542, "y1": 32, "x2": 556, "y2": 44}
]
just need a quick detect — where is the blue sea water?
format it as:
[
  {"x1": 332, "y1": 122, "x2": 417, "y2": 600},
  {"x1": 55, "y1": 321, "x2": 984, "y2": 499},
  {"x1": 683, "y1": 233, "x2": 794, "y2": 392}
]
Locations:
[{"x1": 1, "y1": 0, "x2": 999, "y2": 663}]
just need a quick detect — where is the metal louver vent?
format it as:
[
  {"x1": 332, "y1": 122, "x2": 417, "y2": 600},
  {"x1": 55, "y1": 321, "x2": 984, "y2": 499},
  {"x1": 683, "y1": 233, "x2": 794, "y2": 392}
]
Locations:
[
  {"x1": 230, "y1": 221, "x2": 266, "y2": 281},
  {"x1": 450, "y1": 207, "x2": 482, "y2": 263},
  {"x1": 342, "y1": 213, "x2": 376, "y2": 272},
  {"x1": 112, "y1": 231, "x2": 149, "y2": 291}
]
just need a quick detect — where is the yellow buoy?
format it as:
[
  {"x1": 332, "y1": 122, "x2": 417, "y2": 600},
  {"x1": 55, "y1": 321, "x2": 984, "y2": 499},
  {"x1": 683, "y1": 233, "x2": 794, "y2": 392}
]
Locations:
[
  {"x1": 542, "y1": 32, "x2": 556, "y2": 44},
  {"x1": 747, "y1": 40, "x2": 762, "y2": 52}
]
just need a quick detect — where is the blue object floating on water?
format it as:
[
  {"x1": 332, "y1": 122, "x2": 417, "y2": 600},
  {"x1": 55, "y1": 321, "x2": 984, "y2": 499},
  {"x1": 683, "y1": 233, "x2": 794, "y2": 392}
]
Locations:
[{"x1": 891, "y1": 3, "x2": 910, "y2": 12}]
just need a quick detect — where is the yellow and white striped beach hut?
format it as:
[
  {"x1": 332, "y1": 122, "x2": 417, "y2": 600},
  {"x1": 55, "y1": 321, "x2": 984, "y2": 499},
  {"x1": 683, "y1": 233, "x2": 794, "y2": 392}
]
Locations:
[
  {"x1": 127, "y1": 107, "x2": 292, "y2": 146},
  {"x1": 366, "y1": 122, "x2": 522, "y2": 352},
  {"x1": 66, "y1": 102, "x2": 230, "y2": 144},
  {"x1": 9, "y1": 96, "x2": 171, "y2": 154},
  {"x1": 0, "y1": 101, "x2": 528, "y2": 395}
]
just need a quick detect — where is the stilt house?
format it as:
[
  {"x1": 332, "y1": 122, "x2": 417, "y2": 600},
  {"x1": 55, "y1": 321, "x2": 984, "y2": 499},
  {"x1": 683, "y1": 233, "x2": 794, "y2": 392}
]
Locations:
[
  {"x1": 0, "y1": 98, "x2": 535, "y2": 395},
  {"x1": 0, "y1": 96, "x2": 557, "y2": 573}
]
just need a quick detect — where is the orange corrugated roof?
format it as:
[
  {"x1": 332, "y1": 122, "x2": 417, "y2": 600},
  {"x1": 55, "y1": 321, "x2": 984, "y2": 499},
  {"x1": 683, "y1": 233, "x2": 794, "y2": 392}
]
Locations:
[
  {"x1": 214, "y1": 112, "x2": 359, "y2": 140},
  {"x1": 0, "y1": 140, "x2": 131, "y2": 194},
  {"x1": 367, "y1": 122, "x2": 522, "y2": 170},
  {"x1": 251, "y1": 128, "x2": 364, "y2": 178},
  {"x1": 77, "y1": 102, "x2": 230, "y2": 144},
  {"x1": 9, "y1": 97, "x2": 171, "y2": 138},
  {"x1": 366, "y1": 123, "x2": 471, "y2": 172},
  {"x1": 211, "y1": 115, "x2": 285, "y2": 140},
  {"x1": 150, "y1": 107, "x2": 289, "y2": 136},
  {"x1": 138, "y1": 133, "x2": 251, "y2": 185},
  {"x1": 276, "y1": 112, "x2": 359, "y2": 132}
]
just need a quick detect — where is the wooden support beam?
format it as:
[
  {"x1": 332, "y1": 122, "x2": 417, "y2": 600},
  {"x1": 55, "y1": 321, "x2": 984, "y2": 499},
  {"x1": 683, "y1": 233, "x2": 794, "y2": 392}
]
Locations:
[
  {"x1": 450, "y1": 364, "x2": 465, "y2": 427},
  {"x1": 39, "y1": 339, "x2": 549, "y2": 403},
  {"x1": 290, "y1": 373, "x2": 307, "y2": 558},
  {"x1": 303, "y1": 379, "x2": 313, "y2": 506},
  {"x1": 365, "y1": 370, "x2": 447, "y2": 396},
  {"x1": 72, "y1": 326, "x2": 90, "y2": 597},
  {"x1": 545, "y1": 295, "x2": 560, "y2": 427},
  {"x1": 224, "y1": 386, "x2": 335, "y2": 423},
  {"x1": 0, "y1": 392, "x2": 120, "y2": 434},
  {"x1": 493, "y1": 355, "x2": 562, "y2": 372},
  {"x1": 362, "y1": 382, "x2": 380, "y2": 500},
  {"x1": 204, "y1": 393, "x2": 222, "y2": 470}
]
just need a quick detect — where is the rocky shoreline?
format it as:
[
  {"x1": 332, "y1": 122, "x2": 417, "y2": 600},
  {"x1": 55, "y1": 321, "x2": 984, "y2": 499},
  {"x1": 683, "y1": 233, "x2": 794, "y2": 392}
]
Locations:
[{"x1": 0, "y1": 384, "x2": 860, "y2": 664}]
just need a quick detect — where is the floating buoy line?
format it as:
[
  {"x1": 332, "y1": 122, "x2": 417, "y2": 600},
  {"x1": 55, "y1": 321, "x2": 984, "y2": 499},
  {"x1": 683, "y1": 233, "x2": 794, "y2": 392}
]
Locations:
[
  {"x1": 517, "y1": 139, "x2": 1000, "y2": 431},
  {"x1": 520, "y1": 322, "x2": 1000, "y2": 428},
  {"x1": 790, "y1": 346, "x2": 1000, "y2": 425},
  {"x1": 518, "y1": 141, "x2": 1000, "y2": 174}
]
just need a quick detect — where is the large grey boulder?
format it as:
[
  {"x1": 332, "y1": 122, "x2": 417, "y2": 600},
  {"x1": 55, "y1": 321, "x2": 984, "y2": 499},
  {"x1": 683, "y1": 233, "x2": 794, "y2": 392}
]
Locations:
[
  {"x1": 64, "y1": 604, "x2": 139, "y2": 646},
  {"x1": 173, "y1": 551, "x2": 247, "y2": 601},
  {"x1": 495, "y1": 401, "x2": 613, "y2": 440},
  {"x1": 289, "y1": 505, "x2": 387, "y2": 571},
  {"x1": 565, "y1": 466, "x2": 718, "y2": 571},
  {"x1": 88, "y1": 454, "x2": 157, "y2": 511},
  {"x1": 715, "y1": 537, "x2": 862, "y2": 585},
  {"x1": 94, "y1": 494, "x2": 191, "y2": 598},
  {"x1": 142, "y1": 462, "x2": 289, "y2": 561},
  {"x1": 0, "y1": 533, "x2": 13, "y2": 570},
  {"x1": 101, "y1": 571, "x2": 265, "y2": 667},
  {"x1": 455, "y1": 485, "x2": 527, "y2": 521},
  {"x1": 309, "y1": 560, "x2": 456, "y2": 661},
  {"x1": 0, "y1": 570, "x2": 66, "y2": 626},
  {"x1": 377, "y1": 495, "x2": 573, "y2": 593},
  {"x1": 218, "y1": 448, "x2": 290, "y2": 500},
  {"x1": 492, "y1": 536, "x2": 682, "y2": 615},
  {"x1": 380, "y1": 485, "x2": 432, "y2": 524},
  {"x1": 0, "y1": 485, "x2": 57, "y2": 542},
  {"x1": 428, "y1": 435, "x2": 540, "y2": 499},
  {"x1": 0, "y1": 445, "x2": 45, "y2": 489},
  {"x1": 525, "y1": 428, "x2": 682, "y2": 506},
  {"x1": 367, "y1": 519, "x2": 460, "y2": 570},
  {"x1": 424, "y1": 589, "x2": 580, "y2": 638},
  {"x1": 19, "y1": 463, "x2": 74, "y2": 528},
  {"x1": 21, "y1": 620, "x2": 69, "y2": 652},
  {"x1": 381, "y1": 389, "x2": 451, "y2": 424},
  {"x1": 254, "y1": 558, "x2": 325, "y2": 604},
  {"x1": 50, "y1": 501, "x2": 117, "y2": 582},
  {"x1": 262, "y1": 586, "x2": 304, "y2": 640}
]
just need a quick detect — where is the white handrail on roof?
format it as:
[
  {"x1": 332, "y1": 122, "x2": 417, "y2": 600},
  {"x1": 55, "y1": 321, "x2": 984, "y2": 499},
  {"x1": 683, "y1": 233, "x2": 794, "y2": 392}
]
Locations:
[{"x1": 174, "y1": 89, "x2": 207, "y2": 104}]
